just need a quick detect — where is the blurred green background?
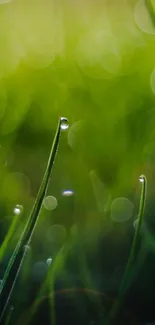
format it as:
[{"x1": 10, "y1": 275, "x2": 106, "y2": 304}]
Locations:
[{"x1": 1, "y1": 0, "x2": 155, "y2": 324}]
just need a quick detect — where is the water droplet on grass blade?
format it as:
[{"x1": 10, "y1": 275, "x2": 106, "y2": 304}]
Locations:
[
  {"x1": 13, "y1": 205, "x2": 23, "y2": 215},
  {"x1": 139, "y1": 175, "x2": 145, "y2": 183},
  {"x1": 0, "y1": 118, "x2": 64, "y2": 321},
  {"x1": 46, "y1": 258, "x2": 52, "y2": 266},
  {"x1": 133, "y1": 218, "x2": 139, "y2": 230},
  {"x1": 60, "y1": 117, "x2": 69, "y2": 131},
  {"x1": 24, "y1": 245, "x2": 31, "y2": 253}
]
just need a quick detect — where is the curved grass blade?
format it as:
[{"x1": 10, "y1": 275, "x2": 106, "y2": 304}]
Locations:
[
  {"x1": 106, "y1": 175, "x2": 147, "y2": 324},
  {"x1": 0, "y1": 117, "x2": 68, "y2": 322}
]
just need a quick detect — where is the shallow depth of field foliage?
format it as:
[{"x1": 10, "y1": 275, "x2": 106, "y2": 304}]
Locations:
[{"x1": 0, "y1": 0, "x2": 155, "y2": 324}]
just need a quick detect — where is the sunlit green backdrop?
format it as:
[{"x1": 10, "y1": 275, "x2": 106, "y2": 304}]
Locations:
[{"x1": 0, "y1": 0, "x2": 155, "y2": 323}]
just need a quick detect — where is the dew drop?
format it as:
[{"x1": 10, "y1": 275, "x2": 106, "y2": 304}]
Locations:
[
  {"x1": 139, "y1": 175, "x2": 145, "y2": 183},
  {"x1": 24, "y1": 245, "x2": 31, "y2": 252},
  {"x1": 46, "y1": 257, "x2": 52, "y2": 266},
  {"x1": 62, "y1": 190, "x2": 74, "y2": 196},
  {"x1": 60, "y1": 117, "x2": 69, "y2": 131},
  {"x1": 133, "y1": 218, "x2": 144, "y2": 232},
  {"x1": 133, "y1": 218, "x2": 139, "y2": 230},
  {"x1": 13, "y1": 205, "x2": 23, "y2": 215}
]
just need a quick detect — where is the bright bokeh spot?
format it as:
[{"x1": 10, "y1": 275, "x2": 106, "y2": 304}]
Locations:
[
  {"x1": 111, "y1": 197, "x2": 133, "y2": 222},
  {"x1": 43, "y1": 196, "x2": 57, "y2": 211},
  {"x1": 134, "y1": 0, "x2": 155, "y2": 34},
  {"x1": 62, "y1": 190, "x2": 74, "y2": 197}
]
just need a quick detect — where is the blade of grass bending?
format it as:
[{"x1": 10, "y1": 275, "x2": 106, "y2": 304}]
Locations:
[
  {"x1": 0, "y1": 117, "x2": 66, "y2": 322},
  {"x1": 106, "y1": 175, "x2": 147, "y2": 324}
]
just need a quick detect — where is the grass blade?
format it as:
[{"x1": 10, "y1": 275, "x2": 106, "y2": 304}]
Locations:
[
  {"x1": 0, "y1": 117, "x2": 68, "y2": 322},
  {"x1": 106, "y1": 175, "x2": 147, "y2": 324}
]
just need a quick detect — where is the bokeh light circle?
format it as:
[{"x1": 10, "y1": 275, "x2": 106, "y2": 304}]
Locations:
[
  {"x1": 134, "y1": 0, "x2": 155, "y2": 34},
  {"x1": 43, "y1": 196, "x2": 57, "y2": 211},
  {"x1": 111, "y1": 197, "x2": 133, "y2": 222},
  {"x1": 46, "y1": 225, "x2": 67, "y2": 244}
]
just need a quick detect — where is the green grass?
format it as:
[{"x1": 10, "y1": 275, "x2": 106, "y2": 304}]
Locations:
[{"x1": 0, "y1": 117, "x2": 68, "y2": 322}]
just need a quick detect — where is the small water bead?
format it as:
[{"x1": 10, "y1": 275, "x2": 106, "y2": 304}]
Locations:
[
  {"x1": 133, "y1": 218, "x2": 144, "y2": 231},
  {"x1": 24, "y1": 245, "x2": 31, "y2": 253},
  {"x1": 62, "y1": 190, "x2": 74, "y2": 197},
  {"x1": 46, "y1": 258, "x2": 52, "y2": 266},
  {"x1": 139, "y1": 175, "x2": 145, "y2": 183},
  {"x1": 43, "y1": 196, "x2": 57, "y2": 211},
  {"x1": 13, "y1": 205, "x2": 23, "y2": 215},
  {"x1": 133, "y1": 218, "x2": 139, "y2": 230},
  {"x1": 60, "y1": 117, "x2": 69, "y2": 131}
]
